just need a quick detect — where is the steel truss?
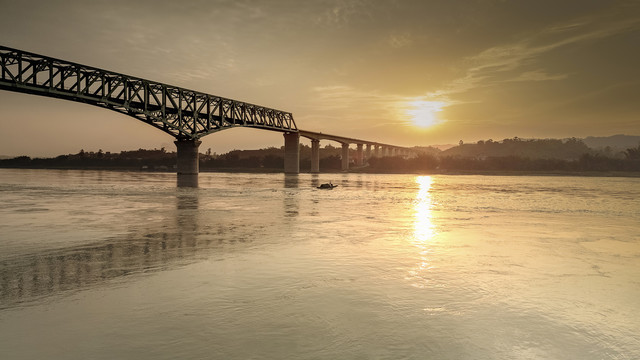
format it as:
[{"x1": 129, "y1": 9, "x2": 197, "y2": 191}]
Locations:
[{"x1": 0, "y1": 46, "x2": 297, "y2": 139}]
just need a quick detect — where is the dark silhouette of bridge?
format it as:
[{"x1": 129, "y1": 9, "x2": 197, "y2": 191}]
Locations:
[{"x1": 0, "y1": 45, "x2": 414, "y2": 185}]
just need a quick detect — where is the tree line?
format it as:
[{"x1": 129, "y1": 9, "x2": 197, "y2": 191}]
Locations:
[
  {"x1": 367, "y1": 153, "x2": 640, "y2": 173},
  {"x1": 2, "y1": 138, "x2": 640, "y2": 173},
  {"x1": 368, "y1": 138, "x2": 640, "y2": 173}
]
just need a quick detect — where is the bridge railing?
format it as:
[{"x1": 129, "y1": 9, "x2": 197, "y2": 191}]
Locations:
[{"x1": 0, "y1": 46, "x2": 297, "y2": 139}]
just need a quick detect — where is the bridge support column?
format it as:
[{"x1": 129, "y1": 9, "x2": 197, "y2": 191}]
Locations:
[
  {"x1": 175, "y1": 139, "x2": 201, "y2": 187},
  {"x1": 356, "y1": 144, "x2": 364, "y2": 166},
  {"x1": 311, "y1": 139, "x2": 320, "y2": 173},
  {"x1": 375, "y1": 145, "x2": 380, "y2": 157},
  {"x1": 341, "y1": 143, "x2": 350, "y2": 171},
  {"x1": 365, "y1": 144, "x2": 372, "y2": 162},
  {"x1": 284, "y1": 132, "x2": 300, "y2": 174}
]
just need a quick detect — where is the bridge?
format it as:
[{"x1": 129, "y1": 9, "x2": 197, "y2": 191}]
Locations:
[
  {"x1": 297, "y1": 130, "x2": 413, "y2": 173},
  {"x1": 0, "y1": 45, "x2": 415, "y2": 185}
]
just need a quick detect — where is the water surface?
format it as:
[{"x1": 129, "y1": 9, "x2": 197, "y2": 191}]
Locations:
[{"x1": 1, "y1": 169, "x2": 639, "y2": 359}]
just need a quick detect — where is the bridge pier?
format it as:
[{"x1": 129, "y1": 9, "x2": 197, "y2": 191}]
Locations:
[
  {"x1": 365, "y1": 144, "x2": 372, "y2": 163},
  {"x1": 284, "y1": 132, "x2": 300, "y2": 174},
  {"x1": 175, "y1": 139, "x2": 201, "y2": 187},
  {"x1": 341, "y1": 143, "x2": 350, "y2": 171},
  {"x1": 311, "y1": 139, "x2": 320, "y2": 173},
  {"x1": 356, "y1": 144, "x2": 364, "y2": 166}
]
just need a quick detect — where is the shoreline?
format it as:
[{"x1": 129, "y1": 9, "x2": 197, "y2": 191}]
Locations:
[{"x1": 1, "y1": 166, "x2": 639, "y2": 178}]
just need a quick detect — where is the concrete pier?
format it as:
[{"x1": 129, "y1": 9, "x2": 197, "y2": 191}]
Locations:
[
  {"x1": 311, "y1": 139, "x2": 320, "y2": 173},
  {"x1": 365, "y1": 144, "x2": 372, "y2": 163},
  {"x1": 284, "y1": 132, "x2": 300, "y2": 174},
  {"x1": 341, "y1": 143, "x2": 350, "y2": 171},
  {"x1": 356, "y1": 143, "x2": 364, "y2": 166},
  {"x1": 175, "y1": 139, "x2": 201, "y2": 187}
]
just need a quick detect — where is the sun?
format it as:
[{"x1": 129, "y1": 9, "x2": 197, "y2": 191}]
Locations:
[{"x1": 406, "y1": 100, "x2": 445, "y2": 128}]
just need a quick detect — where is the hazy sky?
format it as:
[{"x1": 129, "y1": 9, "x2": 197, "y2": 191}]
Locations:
[{"x1": 1, "y1": 0, "x2": 639, "y2": 156}]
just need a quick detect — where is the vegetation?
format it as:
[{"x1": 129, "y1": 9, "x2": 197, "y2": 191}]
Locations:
[
  {"x1": 366, "y1": 138, "x2": 640, "y2": 173},
  {"x1": 0, "y1": 148, "x2": 175, "y2": 170},
  {"x1": 441, "y1": 137, "x2": 590, "y2": 160},
  {"x1": 1, "y1": 137, "x2": 639, "y2": 174}
]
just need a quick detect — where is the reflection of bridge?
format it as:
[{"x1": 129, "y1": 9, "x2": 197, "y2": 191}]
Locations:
[
  {"x1": 0, "y1": 45, "x2": 414, "y2": 184},
  {"x1": 0, "y1": 190, "x2": 274, "y2": 308},
  {"x1": 0, "y1": 193, "x2": 201, "y2": 308}
]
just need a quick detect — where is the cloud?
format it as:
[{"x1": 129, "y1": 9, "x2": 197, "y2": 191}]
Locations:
[
  {"x1": 439, "y1": 8, "x2": 640, "y2": 97},
  {"x1": 310, "y1": 85, "x2": 393, "y2": 112},
  {"x1": 507, "y1": 70, "x2": 568, "y2": 82},
  {"x1": 314, "y1": 0, "x2": 375, "y2": 27},
  {"x1": 386, "y1": 32, "x2": 413, "y2": 48}
]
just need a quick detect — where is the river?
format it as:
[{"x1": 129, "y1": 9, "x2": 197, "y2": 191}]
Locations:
[{"x1": 1, "y1": 169, "x2": 639, "y2": 359}]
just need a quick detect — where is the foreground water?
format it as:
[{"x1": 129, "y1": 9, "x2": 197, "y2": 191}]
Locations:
[{"x1": 0, "y1": 169, "x2": 639, "y2": 359}]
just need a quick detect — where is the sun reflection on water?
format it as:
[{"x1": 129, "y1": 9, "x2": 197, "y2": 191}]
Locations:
[
  {"x1": 414, "y1": 176, "x2": 436, "y2": 242},
  {"x1": 406, "y1": 176, "x2": 438, "y2": 288}
]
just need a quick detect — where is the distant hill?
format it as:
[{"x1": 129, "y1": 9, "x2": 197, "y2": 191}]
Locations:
[
  {"x1": 430, "y1": 144, "x2": 455, "y2": 151},
  {"x1": 427, "y1": 136, "x2": 640, "y2": 154},
  {"x1": 582, "y1": 135, "x2": 640, "y2": 150},
  {"x1": 0, "y1": 155, "x2": 11, "y2": 160},
  {"x1": 441, "y1": 138, "x2": 590, "y2": 160}
]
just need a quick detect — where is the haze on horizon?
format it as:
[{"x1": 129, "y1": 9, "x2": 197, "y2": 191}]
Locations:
[{"x1": 1, "y1": 0, "x2": 639, "y2": 157}]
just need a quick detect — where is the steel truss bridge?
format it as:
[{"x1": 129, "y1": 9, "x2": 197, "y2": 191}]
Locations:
[
  {"x1": 0, "y1": 45, "x2": 296, "y2": 140},
  {"x1": 0, "y1": 45, "x2": 415, "y2": 184}
]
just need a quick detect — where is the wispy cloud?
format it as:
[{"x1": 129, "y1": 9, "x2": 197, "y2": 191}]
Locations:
[
  {"x1": 507, "y1": 70, "x2": 568, "y2": 82},
  {"x1": 386, "y1": 32, "x2": 414, "y2": 48},
  {"x1": 310, "y1": 85, "x2": 389, "y2": 109},
  {"x1": 314, "y1": 0, "x2": 374, "y2": 27},
  {"x1": 438, "y1": 9, "x2": 640, "y2": 97}
]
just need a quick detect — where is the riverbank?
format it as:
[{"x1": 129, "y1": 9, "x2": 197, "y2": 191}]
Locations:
[{"x1": 1, "y1": 165, "x2": 639, "y2": 177}]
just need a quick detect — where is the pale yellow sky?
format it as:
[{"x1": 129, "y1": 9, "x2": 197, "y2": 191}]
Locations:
[{"x1": 1, "y1": 0, "x2": 639, "y2": 156}]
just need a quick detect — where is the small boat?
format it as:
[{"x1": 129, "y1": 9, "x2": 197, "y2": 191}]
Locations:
[{"x1": 317, "y1": 183, "x2": 338, "y2": 190}]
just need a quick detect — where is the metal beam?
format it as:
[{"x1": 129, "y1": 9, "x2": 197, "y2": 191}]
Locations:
[{"x1": 0, "y1": 45, "x2": 297, "y2": 140}]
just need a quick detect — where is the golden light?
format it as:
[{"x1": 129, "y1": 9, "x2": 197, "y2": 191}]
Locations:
[
  {"x1": 414, "y1": 176, "x2": 436, "y2": 242},
  {"x1": 406, "y1": 100, "x2": 445, "y2": 128},
  {"x1": 406, "y1": 176, "x2": 437, "y2": 288}
]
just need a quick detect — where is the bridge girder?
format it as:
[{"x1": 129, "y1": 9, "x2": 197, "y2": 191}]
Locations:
[
  {"x1": 0, "y1": 46, "x2": 297, "y2": 140},
  {"x1": 298, "y1": 130, "x2": 415, "y2": 154}
]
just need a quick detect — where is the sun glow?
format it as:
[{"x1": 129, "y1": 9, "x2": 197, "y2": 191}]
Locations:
[
  {"x1": 406, "y1": 100, "x2": 446, "y2": 128},
  {"x1": 414, "y1": 176, "x2": 436, "y2": 242},
  {"x1": 406, "y1": 176, "x2": 437, "y2": 288}
]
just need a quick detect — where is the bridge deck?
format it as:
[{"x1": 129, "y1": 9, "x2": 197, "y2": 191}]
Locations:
[{"x1": 299, "y1": 130, "x2": 411, "y2": 150}]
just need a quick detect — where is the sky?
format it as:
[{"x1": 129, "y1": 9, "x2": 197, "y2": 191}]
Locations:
[{"x1": 1, "y1": 0, "x2": 639, "y2": 156}]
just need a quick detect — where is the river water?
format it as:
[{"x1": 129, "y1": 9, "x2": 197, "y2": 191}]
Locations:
[{"x1": 0, "y1": 169, "x2": 639, "y2": 359}]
